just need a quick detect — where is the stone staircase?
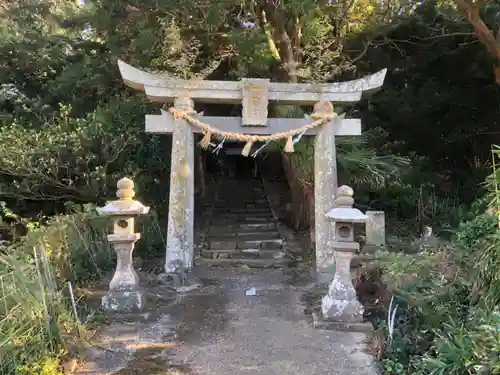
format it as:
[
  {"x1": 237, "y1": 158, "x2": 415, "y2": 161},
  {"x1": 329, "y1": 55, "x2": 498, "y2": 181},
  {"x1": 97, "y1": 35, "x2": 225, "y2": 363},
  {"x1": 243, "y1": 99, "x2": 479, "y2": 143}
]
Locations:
[{"x1": 196, "y1": 178, "x2": 289, "y2": 267}]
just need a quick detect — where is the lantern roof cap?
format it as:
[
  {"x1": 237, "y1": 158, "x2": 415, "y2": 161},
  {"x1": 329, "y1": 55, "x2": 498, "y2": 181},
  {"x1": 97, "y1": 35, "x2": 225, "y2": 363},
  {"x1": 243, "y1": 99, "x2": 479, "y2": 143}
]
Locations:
[{"x1": 325, "y1": 185, "x2": 367, "y2": 223}]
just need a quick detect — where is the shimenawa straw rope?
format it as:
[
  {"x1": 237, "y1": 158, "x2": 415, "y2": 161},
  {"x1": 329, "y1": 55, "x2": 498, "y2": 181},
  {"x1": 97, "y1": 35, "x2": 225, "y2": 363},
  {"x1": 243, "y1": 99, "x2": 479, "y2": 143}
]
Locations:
[{"x1": 168, "y1": 100, "x2": 336, "y2": 156}]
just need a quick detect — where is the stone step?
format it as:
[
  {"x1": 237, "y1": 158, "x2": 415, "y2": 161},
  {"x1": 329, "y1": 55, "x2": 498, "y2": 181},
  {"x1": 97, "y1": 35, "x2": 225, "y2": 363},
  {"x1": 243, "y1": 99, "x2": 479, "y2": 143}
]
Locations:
[
  {"x1": 195, "y1": 256, "x2": 289, "y2": 268},
  {"x1": 207, "y1": 230, "x2": 281, "y2": 239},
  {"x1": 211, "y1": 206, "x2": 270, "y2": 212},
  {"x1": 209, "y1": 222, "x2": 278, "y2": 233},
  {"x1": 214, "y1": 197, "x2": 268, "y2": 202},
  {"x1": 216, "y1": 207, "x2": 271, "y2": 214},
  {"x1": 203, "y1": 203, "x2": 269, "y2": 210},
  {"x1": 205, "y1": 211, "x2": 273, "y2": 218},
  {"x1": 218, "y1": 185, "x2": 264, "y2": 190},
  {"x1": 218, "y1": 194, "x2": 265, "y2": 198},
  {"x1": 217, "y1": 182, "x2": 263, "y2": 186},
  {"x1": 202, "y1": 248, "x2": 286, "y2": 260},
  {"x1": 210, "y1": 216, "x2": 274, "y2": 224},
  {"x1": 208, "y1": 238, "x2": 283, "y2": 250},
  {"x1": 213, "y1": 198, "x2": 269, "y2": 208},
  {"x1": 218, "y1": 186, "x2": 265, "y2": 190},
  {"x1": 218, "y1": 190, "x2": 265, "y2": 195},
  {"x1": 216, "y1": 191, "x2": 266, "y2": 196}
]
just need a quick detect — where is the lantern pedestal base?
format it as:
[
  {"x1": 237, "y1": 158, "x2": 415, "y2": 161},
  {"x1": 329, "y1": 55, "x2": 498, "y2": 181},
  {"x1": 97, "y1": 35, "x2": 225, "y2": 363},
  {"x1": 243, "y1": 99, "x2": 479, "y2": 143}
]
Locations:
[
  {"x1": 321, "y1": 288, "x2": 365, "y2": 322},
  {"x1": 312, "y1": 313, "x2": 373, "y2": 332},
  {"x1": 102, "y1": 289, "x2": 146, "y2": 313}
]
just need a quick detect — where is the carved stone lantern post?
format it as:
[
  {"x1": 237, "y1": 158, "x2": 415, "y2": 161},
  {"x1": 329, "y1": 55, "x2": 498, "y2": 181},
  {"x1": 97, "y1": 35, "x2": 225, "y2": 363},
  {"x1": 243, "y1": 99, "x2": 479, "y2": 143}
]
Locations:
[
  {"x1": 317, "y1": 185, "x2": 371, "y2": 331},
  {"x1": 97, "y1": 177, "x2": 149, "y2": 313}
]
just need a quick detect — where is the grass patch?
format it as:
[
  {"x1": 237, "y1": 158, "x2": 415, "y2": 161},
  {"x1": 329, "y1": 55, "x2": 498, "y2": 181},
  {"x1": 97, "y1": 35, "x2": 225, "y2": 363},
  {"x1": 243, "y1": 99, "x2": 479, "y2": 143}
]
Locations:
[
  {"x1": 0, "y1": 207, "x2": 165, "y2": 374},
  {"x1": 0, "y1": 255, "x2": 83, "y2": 375}
]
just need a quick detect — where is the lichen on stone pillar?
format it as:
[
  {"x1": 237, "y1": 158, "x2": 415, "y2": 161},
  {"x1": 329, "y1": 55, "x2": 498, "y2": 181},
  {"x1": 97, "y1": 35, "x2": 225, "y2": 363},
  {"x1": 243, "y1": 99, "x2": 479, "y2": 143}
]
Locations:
[
  {"x1": 313, "y1": 100, "x2": 338, "y2": 284},
  {"x1": 165, "y1": 97, "x2": 195, "y2": 277}
]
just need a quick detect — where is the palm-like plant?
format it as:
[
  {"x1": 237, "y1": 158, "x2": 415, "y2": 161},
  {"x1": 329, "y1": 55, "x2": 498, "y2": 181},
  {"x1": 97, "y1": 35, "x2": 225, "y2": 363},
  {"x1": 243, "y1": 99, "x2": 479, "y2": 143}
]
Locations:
[
  {"x1": 271, "y1": 134, "x2": 409, "y2": 188},
  {"x1": 267, "y1": 104, "x2": 410, "y2": 188}
]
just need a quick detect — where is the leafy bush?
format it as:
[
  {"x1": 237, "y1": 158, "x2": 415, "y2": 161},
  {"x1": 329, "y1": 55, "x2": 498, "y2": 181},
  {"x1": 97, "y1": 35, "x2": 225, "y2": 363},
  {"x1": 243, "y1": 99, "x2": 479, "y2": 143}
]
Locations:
[
  {"x1": 0, "y1": 97, "x2": 171, "y2": 217},
  {"x1": 454, "y1": 212, "x2": 497, "y2": 249},
  {"x1": 4, "y1": 206, "x2": 165, "y2": 286},
  {"x1": 374, "y1": 206, "x2": 500, "y2": 374},
  {"x1": 412, "y1": 309, "x2": 500, "y2": 375},
  {"x1": 373, "y1": 249, "x2": 470, "y2": 365},
  {"x1": 8, "y1": 208, "x2": 114, "y2": 285}
]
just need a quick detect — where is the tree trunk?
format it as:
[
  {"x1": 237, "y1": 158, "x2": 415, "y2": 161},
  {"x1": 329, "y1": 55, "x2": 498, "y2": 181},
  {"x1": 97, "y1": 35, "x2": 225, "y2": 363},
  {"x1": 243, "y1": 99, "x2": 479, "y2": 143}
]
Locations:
[{"x1": 454, "y1": 0, "x2": 500, "y2": 84}]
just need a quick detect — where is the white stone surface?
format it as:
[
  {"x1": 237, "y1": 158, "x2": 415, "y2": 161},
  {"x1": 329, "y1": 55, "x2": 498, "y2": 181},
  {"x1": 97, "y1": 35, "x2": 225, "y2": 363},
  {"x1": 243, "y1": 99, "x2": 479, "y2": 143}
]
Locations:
[
  {"x1": 241, "y1": 78, "x2": 269, "y2": 126},
  {"x1": 107, "y1": 233, "x2": 141, "y2": 243},
  {"x1": 97, "y1": 200, "x2": 149, "y2": 216},
  {"x1": 322, "y1": 186, "x2": 366, "y2": 322},
  {"x1": 365, "y1": 211, "x2": 386, "y2": 246},
  {"x1": 322, "y1": 249, "x2": 364, "y2": 322},
  {"x1": 149, "y1": 111, "x2": 362, "y2": 136},
  {"x1": 77, "y1": 268, "x2": 379, "y2": 375},
  {"x1": 326, "y1": 207, "x2": 368, "y2": 223},
  {"x1": 108, "y1": 242, "x2": 139, "y2": 290},
  {"x1": 117, "y1": 60, "x2": 387, "y2": 105},
  {"x1": 102, "y1": 290, "x2": 145, "y2": 312},
  {"x1": 97, "y1": 177, "x2": 149, "y2": 313}
]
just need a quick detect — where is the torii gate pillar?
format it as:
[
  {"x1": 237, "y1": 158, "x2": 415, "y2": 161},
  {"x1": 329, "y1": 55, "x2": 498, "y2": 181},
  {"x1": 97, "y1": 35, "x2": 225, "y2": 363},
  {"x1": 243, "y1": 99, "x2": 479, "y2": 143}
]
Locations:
[
  {"x1": 314, "y1": 111, "x2": 338, "y2": 283},
  {"x1": 117, "y1": 60, "x2": 387, "y2": 283},
  {"x1": 165, "y1": 97, "x2": 195, "y2": 274}
]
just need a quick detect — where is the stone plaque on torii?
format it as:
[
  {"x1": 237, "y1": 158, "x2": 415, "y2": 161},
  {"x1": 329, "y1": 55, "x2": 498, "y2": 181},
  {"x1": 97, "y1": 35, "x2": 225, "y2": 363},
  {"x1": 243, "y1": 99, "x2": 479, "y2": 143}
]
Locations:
[{"x1": 117, "y1": 60, "x2": 387, "y2": 283}]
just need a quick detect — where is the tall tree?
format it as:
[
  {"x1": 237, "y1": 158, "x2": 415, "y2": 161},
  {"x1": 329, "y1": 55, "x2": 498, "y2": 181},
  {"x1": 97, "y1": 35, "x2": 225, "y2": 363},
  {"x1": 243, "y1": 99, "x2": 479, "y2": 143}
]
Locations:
[
  {"x1": 453, "y1": 0, "x2": 500, "y2": 83},
  {"x1": 82, "y1": 0, "x2": 414, "y2": 83}
]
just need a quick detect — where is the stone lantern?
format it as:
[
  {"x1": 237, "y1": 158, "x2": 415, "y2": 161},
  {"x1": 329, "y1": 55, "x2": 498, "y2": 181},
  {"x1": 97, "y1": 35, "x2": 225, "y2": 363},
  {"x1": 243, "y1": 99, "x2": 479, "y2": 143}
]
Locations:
[
  {"x1": 318, "y1": 185, "x2": 370, "y2": 330},
  {"x1": 97, "y1": 177, "x2": 149, "y2": 313}
]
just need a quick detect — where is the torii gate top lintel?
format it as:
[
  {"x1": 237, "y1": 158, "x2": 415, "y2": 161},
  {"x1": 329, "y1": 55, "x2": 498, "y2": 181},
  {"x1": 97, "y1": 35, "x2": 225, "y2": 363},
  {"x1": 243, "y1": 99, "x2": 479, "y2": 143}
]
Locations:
[{"x1": 117, "y1": 60, "x2": 387, "y2": 106}]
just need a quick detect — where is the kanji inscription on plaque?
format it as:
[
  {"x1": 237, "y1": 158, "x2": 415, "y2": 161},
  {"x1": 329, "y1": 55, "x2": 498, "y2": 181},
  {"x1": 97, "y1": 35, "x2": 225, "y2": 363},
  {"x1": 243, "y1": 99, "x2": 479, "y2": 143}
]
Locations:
[{"x1": 241, "y1": 78, "x2": 270, "y2": 126}]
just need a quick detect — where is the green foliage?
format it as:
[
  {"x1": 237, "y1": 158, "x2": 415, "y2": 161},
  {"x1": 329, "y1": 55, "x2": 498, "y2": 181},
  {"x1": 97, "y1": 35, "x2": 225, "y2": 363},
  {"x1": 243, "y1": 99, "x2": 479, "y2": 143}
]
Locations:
[
  {"x1": 16, "y1": 357, "x2": 65, "y2": 375},
  {"x1": 0, "y1": 0, "x2": 497, "y2": 228},
  {"x1": 466, "y1": 230, "x2": 500, "y2": 309},
  {"x1": 374, "y1": 158, "x2": 500, "y2": 374},
  {"x1": 413, "y1": 309, "x2": 500, "y2": 375},
  {"x1": 14, "y1": 210, "x2": 114, "y2": 284},
  {"x1": 454, "y1": 212, "x2": 497, "y2": 249},
  {"x1": 373, "y1": 146, "x2": 500, "y2": 372},
  {"x1": 0, "y1": 206, "x2": 164, "y2": 374},
  {"x1": 5, "y1": 207, "x2": 165, "y2": 285},
  {"x1": 269, "y1": 132, "x2": 410, "y2": 189},
  {"x1": 0, "y1": 254, "x2": 81, "y2": 375},
  {"x1": 0, "y1": 95, "x2": 171, "y2": 210},
  {"x1": 359, "y1": 4, "x2": 499, "y2": 204},
  {"x1": 0, "y1": 104, "x2": 127, "y2": 201},
  {"x1": 381, "y1": 358, "x2": 405, "y2": 375}
]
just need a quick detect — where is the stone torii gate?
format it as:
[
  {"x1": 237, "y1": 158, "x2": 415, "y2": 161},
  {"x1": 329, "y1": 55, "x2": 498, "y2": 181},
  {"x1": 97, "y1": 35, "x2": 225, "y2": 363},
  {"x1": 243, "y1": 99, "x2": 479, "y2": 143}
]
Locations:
[{"x1": 117, "y1": 60, "x2": 387, "y2": 283}]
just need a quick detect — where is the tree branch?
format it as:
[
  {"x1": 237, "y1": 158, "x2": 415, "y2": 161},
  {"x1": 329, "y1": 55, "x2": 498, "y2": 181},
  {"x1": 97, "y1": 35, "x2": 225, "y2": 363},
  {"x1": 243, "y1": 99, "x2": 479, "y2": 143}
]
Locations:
[
  {"x1": 453, "y1": 0, "x2": 500, "y2": 83},
  {"x1": 258, "y1": 9, "x2": 281, "y2": 61},
  {"x1": 260, "y1": 0, "x2": 298, "y2": 82}
]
